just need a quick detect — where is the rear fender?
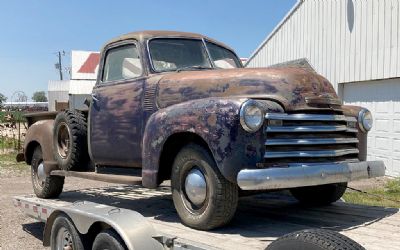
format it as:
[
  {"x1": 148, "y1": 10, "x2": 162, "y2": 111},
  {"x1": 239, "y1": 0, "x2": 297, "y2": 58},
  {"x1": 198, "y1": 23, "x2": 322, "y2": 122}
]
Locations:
[{"x1": 24, "y1": 119, "x2": 58, "y2": 174}]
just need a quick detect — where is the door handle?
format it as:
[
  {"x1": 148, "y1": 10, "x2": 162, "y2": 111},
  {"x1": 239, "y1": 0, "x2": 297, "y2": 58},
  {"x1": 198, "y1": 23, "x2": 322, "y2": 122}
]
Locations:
[{"x1": 91, "y1": 93, "x2": 99, "y2": 102}]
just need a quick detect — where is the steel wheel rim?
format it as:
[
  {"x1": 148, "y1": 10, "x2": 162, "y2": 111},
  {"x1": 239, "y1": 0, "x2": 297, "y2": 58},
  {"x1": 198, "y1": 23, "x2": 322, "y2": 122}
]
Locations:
[
  {"x1": 57, "y1": 122, "x2": 70, "y2": 159},
  {"x1": 56, "y1": 226, "x2": 73, "y2": 250}
]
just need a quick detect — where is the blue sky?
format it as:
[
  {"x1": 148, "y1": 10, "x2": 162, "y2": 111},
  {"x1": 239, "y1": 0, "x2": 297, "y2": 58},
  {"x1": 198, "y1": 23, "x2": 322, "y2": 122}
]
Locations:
[{"x1": 0, "y1": 0, "x2": 296, "y2": 100}]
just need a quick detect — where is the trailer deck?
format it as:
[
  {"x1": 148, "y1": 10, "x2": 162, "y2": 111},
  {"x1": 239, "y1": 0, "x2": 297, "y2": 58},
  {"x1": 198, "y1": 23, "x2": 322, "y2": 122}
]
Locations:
[{"x1": 14, "y1": 183, "x2": 400, "y2": 250}]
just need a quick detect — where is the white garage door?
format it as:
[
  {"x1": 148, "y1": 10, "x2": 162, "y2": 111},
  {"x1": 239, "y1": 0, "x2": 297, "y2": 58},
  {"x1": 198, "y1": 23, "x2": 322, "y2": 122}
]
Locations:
[{"x1": 342, "y1": 78, "x2": 400, "y2": 177}]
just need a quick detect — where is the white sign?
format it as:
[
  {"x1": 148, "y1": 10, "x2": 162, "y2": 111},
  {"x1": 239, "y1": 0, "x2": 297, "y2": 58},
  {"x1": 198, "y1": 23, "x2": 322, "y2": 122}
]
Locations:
[{"x1": 71, "y1": 50, "x2": 100, "y2": 80}]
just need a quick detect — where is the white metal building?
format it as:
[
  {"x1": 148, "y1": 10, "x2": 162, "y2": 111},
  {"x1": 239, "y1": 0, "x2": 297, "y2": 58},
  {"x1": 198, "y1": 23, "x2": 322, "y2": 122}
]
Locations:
[
  {"x1": 246, "y1": 0, "x2": 400, "y2": 176},
  {"x1": 48, "y1": 50, "x2": 99, "y2": 111}
]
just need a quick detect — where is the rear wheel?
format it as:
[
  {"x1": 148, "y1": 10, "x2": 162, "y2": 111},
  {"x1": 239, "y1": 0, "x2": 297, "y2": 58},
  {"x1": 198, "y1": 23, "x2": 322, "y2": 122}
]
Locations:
[
  {"x1": 290, "y1": 183, "x2": 347, "y2": 206},
  {"x1": 92, "y1": 229, "x2": 127, "y2": 250},
  {"x1": 31, "y1": 146, "x2": 64, "y2": 198},
  {"x1": 51, "y1": 214, "x2": 85, "y2": 250},
  {"x1": 53, "y1": 110, "x2": 88, "y2": 171},
  {"x1": 171, "y1": 144, "x2": 238, "y2": 230}
]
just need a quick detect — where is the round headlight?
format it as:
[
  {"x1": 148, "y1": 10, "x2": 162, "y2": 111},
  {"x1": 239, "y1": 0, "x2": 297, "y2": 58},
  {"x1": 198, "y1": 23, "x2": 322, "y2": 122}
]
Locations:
[
  {"x1": 240, "y1": 100, "x2": 264, "y2": 132},
  {"x1": 358, "y1": 109, "x2": 373, "y2": 132}
]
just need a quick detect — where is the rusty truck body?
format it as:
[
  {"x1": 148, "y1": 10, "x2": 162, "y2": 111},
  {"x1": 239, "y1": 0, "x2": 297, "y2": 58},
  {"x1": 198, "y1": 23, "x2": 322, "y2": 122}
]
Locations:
[{"x1": 20, "y1": 31, "x2": 385, "y2": 230}]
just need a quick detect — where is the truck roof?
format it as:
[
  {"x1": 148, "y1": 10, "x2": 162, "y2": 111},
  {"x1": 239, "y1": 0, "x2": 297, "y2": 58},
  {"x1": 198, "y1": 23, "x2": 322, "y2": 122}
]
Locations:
[{"x1": 102, "y1": 30, "x2": 235, "y2": 52}]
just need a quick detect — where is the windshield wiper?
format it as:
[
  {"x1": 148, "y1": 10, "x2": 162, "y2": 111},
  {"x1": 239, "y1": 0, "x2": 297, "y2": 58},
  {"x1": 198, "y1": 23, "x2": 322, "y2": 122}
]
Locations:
[{"x1": 176, "y1": 65, "x2": 214, "y2": 72}]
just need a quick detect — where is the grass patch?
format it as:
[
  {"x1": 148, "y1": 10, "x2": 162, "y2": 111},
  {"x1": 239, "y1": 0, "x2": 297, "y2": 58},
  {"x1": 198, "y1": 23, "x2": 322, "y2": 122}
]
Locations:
[
  {"x1": 0, "y1": 111, "x2": 26, "y2": 123},
  {"x1": 344, "y1": 179, "x2": 400, "y2": 208},
  {"x1": 0, "y1": 152, "x2": 29, "y2": 174},
  {"x1": 0, "y1": 136, "x2": 21, "y2": 149}
]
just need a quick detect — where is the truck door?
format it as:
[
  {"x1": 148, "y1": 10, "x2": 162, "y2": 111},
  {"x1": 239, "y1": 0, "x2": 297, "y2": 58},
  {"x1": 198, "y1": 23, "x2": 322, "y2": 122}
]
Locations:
[{"x1": 89, "y1": 42, "x2": 145, "y2": 167}]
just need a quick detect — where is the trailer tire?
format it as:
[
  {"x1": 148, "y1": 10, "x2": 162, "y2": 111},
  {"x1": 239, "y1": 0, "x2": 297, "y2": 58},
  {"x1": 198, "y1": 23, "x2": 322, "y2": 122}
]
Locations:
[
  {"x1": 31, "y1": 146, "x2": 64, "y2": 198},
  {"x1": 290, "y1": 183, "x2": 347, "y2": 206},
  {"x1": 51, "y1": 214, "x2": 86, "y2": 250},
  {"x1": 92, "y1": 229, "x2": 127, "y2": 250},
  {"x1": 266, "y1": 229, "x2": 365, "y2": 250},
  {"x1": 53, "y1": 110, "x2": 88, "y2": 171},
  {"x1": 171, "y1": 144, "x2": 238, "y2": 230}
]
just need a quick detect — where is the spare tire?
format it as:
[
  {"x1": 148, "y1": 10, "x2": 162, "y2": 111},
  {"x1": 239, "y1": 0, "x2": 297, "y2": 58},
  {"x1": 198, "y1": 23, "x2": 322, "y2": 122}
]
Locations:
[
  {"x1": 53, "y1": 110, "x2": 88, "y2": 171},
  {"x1": 266, "y1": 229, "x2": 365, "y2": 250}
]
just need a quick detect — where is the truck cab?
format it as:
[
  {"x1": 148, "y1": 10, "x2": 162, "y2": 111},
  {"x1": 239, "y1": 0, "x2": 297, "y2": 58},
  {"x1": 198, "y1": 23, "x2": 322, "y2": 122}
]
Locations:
[{"x1": 21, "y1": 31, "x2": 385, "y2": 230}]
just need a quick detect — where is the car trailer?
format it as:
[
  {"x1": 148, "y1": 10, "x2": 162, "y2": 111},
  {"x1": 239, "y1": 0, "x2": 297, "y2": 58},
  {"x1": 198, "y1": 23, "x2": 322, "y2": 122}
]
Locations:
[
  {"x1": 13, "y1": 195, "x2": 210, "y2": 250},
  {"x1": 14, "y1": 186, "x2": 398, "y2": 250}
]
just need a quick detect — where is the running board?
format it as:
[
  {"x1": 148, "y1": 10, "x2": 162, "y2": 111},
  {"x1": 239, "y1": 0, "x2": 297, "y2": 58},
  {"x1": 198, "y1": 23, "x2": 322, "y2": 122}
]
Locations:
[{"x1": 51, "y1": 170, "x2": 142, "y2": 185}]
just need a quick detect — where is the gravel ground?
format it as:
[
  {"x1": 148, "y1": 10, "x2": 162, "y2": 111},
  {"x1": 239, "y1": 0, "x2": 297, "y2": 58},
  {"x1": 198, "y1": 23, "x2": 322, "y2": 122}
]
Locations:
[
  {"x1": 0, "y1": 164, "x2": 114, "y2": 250},
  {"x1": 0, "y1": 161, "x2": 392, "y2": 250}
]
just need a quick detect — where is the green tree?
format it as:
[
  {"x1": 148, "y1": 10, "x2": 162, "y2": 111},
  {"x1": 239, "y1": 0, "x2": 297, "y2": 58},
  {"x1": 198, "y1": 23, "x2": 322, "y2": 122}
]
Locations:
[
  {"x1": 0, "y1": 93, "x2": 7, "y2": 107},
  {"x1": 32, "y1": 91, "x2": 48, "y2": 102}
]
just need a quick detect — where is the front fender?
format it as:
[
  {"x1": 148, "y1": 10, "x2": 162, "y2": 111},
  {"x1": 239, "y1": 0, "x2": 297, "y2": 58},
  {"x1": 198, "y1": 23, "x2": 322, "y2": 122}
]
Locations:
[
  {"x1": 142, "y1": 97, "x2": 283, "y2": 188},
  {"x1": 23, "y1": 119, "x2": 58, "y2": 174}
]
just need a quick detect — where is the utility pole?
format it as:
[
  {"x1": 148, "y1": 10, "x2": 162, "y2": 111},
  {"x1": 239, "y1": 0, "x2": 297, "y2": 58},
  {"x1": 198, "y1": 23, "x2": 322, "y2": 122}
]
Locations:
[{"x1": 57, "y1": 51, "x2": 63, "y2": 80}]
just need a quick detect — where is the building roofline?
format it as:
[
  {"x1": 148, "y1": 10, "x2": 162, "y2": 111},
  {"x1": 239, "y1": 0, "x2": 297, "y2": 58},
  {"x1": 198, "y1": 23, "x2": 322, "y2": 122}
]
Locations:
[{"x1": 245, "y1": 0, "x2": 304, "y2": 66}]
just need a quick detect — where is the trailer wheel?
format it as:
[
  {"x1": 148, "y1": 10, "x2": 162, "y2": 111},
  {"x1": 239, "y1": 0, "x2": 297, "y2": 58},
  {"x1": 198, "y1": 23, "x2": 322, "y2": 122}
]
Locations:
[
  {"x1": 51, "y1": 214, "x2": 85, "y2": 250},
  {"x1": 290, "y1": 183, "x2": 347, "y2": 206},
  {"x1": 171, "y1": 144, "x2": 238, "y2": 230},
  {"x1": 266, "y1": 229, "x2": 365, "y2": 250},
  {"x1": 31, "y1": 146, "x2": 64, "y2": 198},
  {"x1": 53, "y1": 110, "x2": 88, "y2": 171},
  {"x1": 92, "y1": 229, "x2": 127, "y2": 250}
]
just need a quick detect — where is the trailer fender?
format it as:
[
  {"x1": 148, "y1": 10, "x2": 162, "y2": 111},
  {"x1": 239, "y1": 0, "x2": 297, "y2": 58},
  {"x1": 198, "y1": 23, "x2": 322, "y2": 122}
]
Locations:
[{"x1": 43, "y1": 201, "x2": 162, "y2": 250}]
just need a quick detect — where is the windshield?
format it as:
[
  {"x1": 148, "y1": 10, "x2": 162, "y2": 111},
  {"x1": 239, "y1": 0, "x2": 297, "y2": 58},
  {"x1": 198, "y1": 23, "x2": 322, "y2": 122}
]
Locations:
[
  {"x1": 206, "y1": 42, "x2": 242, "y2": 69},
  {"x1": 149, "y1": 38, "x2": 212, "y2": 72},
  {"x1": 148, "y1": 38, "x2": 241, "y2": 72}
]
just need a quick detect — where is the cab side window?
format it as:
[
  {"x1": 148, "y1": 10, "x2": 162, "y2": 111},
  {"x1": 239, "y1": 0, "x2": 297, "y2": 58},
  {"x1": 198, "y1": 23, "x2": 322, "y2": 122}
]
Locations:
[{"x1": 102, "y1": 44, "x2": 142, "y2": 82}]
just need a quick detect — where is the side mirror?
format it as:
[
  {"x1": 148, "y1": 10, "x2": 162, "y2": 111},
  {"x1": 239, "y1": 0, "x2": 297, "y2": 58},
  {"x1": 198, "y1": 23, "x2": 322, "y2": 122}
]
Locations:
[{"x1": 84, "y1": 96, "x2": 92, "y2": 107}]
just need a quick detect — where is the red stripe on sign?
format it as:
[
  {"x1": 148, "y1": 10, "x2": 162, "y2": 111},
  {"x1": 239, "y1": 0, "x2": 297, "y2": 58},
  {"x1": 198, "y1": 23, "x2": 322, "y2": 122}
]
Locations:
[
  {"x1": 78, "y1": 53, "x2": 100, "y2": 74},
  {"x1": 25, "y1": 204, "x2": 29, "y2": 209},
  {"x1": 33, "y1": 206, "x2": 38, "y2": 213},
  {"x1": 42, "y1": 208, "x2": 47, "y2": 214}
]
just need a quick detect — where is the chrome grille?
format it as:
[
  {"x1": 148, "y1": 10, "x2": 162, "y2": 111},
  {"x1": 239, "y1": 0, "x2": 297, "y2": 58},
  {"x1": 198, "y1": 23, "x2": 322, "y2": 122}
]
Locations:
[{"x1": 264, "y1": 113, "x2": 359, "y2": 167}]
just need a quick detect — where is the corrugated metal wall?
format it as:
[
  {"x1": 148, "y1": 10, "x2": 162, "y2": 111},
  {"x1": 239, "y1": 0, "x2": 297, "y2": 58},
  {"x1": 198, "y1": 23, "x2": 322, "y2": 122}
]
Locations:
[
  {"x1": 48, "y1": 80, "x2": 69, "y2": 111},
  {"x1": 246, "y1": 0, "x2": 400, "y2": 91}
]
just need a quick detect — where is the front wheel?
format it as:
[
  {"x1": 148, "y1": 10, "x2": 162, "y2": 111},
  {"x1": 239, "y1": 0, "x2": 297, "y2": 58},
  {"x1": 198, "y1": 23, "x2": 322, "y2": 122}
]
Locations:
[
  {"x1": 171, "y1": 144, "x2": 238, "y2": 230},
  {"x1": 31, "y1": 146, "x2": 64, "y2": 198},
  {"x1": 290, "y1": 183, "x2": 347, "y2": 206}
]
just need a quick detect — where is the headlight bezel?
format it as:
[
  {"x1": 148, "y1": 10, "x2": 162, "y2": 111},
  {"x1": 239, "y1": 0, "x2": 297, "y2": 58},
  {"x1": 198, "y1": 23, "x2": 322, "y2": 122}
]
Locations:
[
  {"x1": 239, "y1": 99, "x2": 265, "y2": 133},
  {"x1": 358, "y1": 108, "x2": 373, "y2": 132}
]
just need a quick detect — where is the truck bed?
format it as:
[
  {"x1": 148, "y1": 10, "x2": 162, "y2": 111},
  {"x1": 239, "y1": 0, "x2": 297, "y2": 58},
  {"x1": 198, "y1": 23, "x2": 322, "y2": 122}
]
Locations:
[{"x1": 15, "y1": 183, "x2": 400, "y2": 250}]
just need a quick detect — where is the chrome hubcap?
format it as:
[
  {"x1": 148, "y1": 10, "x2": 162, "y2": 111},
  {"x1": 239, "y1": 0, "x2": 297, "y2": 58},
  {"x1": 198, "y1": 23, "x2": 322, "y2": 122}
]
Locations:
[
  {"x1": 37, "y1": 162, "x2": 46, "y2": 183},
  {"x1": 184, "y1": 168, "x2": 207, "y2": 206}
]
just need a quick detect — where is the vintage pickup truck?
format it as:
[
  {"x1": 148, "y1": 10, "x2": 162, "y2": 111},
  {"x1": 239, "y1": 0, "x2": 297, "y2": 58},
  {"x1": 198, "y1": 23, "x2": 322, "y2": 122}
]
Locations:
[{"x1": 20, "y1": 31, "x2": 385, "y2": 230}]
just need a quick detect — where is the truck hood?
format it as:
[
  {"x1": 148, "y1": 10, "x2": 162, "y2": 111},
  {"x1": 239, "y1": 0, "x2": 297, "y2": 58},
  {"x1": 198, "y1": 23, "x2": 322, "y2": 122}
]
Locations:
[{"x1": 156, "y1": 67, "x2": 340, "y2": 111}]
